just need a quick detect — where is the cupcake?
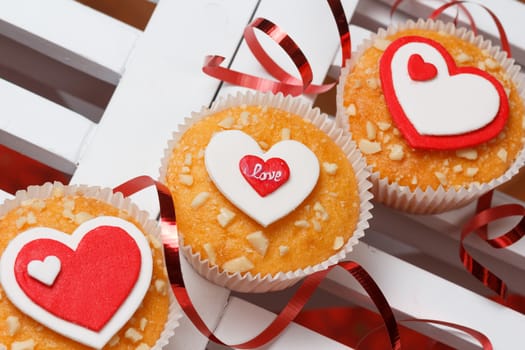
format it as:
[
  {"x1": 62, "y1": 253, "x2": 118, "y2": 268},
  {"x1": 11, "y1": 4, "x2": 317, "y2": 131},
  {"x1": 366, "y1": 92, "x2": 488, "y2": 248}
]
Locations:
[
  {"x1": 0, "y1": 182, "x2": 179, "y2": 349},
  {"x1": 160, "y1": 91, "x2": 372, "y2": 292},
  {"x1": 336, "y1": 19, "x2": 525, "y2": 214}
]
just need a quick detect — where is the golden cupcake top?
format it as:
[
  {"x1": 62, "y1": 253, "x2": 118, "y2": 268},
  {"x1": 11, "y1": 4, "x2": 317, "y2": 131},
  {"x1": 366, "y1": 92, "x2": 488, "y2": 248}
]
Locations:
[
  {"x1": 340, "y1": 25, "x2": 524, "y2": 190},
  {"x1": 166, "y1": 103, "x2": 362, "y2": 276},
  {"x1": 0, "y1": 184, "x2": 170, "y2": 350}
]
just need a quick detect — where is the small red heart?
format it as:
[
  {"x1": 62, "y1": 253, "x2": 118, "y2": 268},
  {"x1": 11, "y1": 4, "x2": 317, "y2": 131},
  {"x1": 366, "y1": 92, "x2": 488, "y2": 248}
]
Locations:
[
  {"x1": 14, "y1": 226, "x2": 141, "y2": 331},
  {"x1": 239, "y1": 155, "x2": 290, "y2": 197},
  {"x1": 407, "y1": 54, "x2": 437, "y2": 81}
]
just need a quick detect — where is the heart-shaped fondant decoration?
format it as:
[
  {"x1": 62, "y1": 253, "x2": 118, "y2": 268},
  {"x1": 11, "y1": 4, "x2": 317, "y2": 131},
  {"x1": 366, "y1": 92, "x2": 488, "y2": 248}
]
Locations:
[
  {"x1": 379, "y1": 36, "x2": 509, "y2": 150},
  {"x1": 239, "y1": 155, "x2": 290, "y2": 197},
  {"x1": 0, "y1": 216, "x2": 153, "y2": 349},
  {"x1": 205, "y1": 130, "x2": 319, "y2": 227},
  {"x1": 407, "y1": 54, "x2": 437, "y2": 81}
]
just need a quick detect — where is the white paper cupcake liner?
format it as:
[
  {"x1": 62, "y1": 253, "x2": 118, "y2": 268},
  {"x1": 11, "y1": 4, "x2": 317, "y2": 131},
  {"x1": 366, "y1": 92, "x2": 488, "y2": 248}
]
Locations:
[
  {"x1": 336, "y1": 19, "x2": 525, "y2": 214},
  {"x1": 159, "y1": 91, "x2": 373, "y2": 293},
  {"x1": 0, "y1": 182, "x2": 181, "y2": 349}
]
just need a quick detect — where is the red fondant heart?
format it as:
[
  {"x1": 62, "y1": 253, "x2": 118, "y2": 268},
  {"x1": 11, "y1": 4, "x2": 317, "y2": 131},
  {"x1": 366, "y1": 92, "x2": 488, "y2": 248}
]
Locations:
[
  {"x1": 239, "y1": 155, "x2": 290, "y2": 197},
  {"x1": 14, "y1": 226, "x2": 141, "y2": 331},
  {"x1": 379, "y1": 36, "x2": 509, "y2": 150},
  {"x1": 407, "y1": 54, "x2": 437, "y2": 81}
]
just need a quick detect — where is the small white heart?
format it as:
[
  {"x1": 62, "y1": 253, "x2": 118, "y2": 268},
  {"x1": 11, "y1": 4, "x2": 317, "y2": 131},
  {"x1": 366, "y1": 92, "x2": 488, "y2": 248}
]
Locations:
[
  {"x1": 205, "y1": 130, "x2": 320, "y2": 227},
  {"x1": 27, "y1": 255, "x2": 61, "y2": 286}
]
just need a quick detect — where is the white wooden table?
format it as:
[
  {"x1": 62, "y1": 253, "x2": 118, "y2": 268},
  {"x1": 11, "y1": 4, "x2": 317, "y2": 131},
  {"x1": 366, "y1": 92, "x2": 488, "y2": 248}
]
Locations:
[{"x1": 0, "y1": 1, "x2": 524, "y2": 349}]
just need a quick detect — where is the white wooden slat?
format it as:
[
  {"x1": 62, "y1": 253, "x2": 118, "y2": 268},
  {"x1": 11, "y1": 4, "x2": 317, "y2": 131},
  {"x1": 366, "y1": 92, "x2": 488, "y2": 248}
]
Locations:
[
  {"x1": 0, "y1": 78, "x2": 96, "y2": 174},
  {"x1": 219, "y1": 0, "x2": 359, "y2": 100},
  {"x1": 0, "y1": 0, "x2": 141, "y2": 84},
  {"x1": 324, "y1": 243, "x2": 525, "y2": 350}
]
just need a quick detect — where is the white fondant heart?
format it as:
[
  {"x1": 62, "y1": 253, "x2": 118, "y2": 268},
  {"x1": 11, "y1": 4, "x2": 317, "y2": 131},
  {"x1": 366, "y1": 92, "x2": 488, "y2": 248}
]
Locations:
[
  {"x1": 0, "y1": 217, "x2": 152, "y2": 349},
  {"x1": 390, "y1": 42, "x2": 500, "y2": 135},
  {"x1": 205, "y1": 130, "x2": 320, "y2": 227},
  {"x1": 27, "y1": 255, "x2": 61, "y2": 286}
]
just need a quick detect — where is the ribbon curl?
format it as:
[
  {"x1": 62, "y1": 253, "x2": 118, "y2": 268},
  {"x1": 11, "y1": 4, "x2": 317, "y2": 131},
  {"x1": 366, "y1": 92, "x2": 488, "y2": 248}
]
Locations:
[{"x1": 203, "y1": 0, "x2": 351, "y2": 96}]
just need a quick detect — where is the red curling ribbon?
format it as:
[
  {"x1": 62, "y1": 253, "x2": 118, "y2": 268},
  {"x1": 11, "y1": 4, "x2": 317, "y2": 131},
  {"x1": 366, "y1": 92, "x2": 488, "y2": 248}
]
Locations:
[
  {"x1": 461, "y1": 190, "x2": 525, "y2": 299},
  {"x1": 202, "y1": 0, "x2": 351, "y2": 96},
  {"x1": 430, "y1": 1, "x2": 512, "y2": 57},
  {"x1": 390, "y1": 0, "x2": 477, "y2": 33}
]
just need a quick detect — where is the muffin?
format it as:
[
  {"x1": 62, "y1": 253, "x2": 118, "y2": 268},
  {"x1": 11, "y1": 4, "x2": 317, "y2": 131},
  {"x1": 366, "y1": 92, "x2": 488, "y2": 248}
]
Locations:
[
  {"x1": 160, "y1": 92, "x2": 372, "y2": 292},
  {"x1": 0, "y1": 182, "x2": 179, "y2": 349},
  {"x1": 336, "y1": 19, "x2": 525, "y2": 214}
]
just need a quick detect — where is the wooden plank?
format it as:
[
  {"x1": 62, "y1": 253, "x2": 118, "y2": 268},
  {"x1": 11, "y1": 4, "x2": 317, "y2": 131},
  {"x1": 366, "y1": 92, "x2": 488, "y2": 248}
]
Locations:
[
  {"x1": 0, "y1": 0, "x2": 141, "y2": 84},
  {"x1": 0, "y1": 78, "x2": 95, "y2": 174}
]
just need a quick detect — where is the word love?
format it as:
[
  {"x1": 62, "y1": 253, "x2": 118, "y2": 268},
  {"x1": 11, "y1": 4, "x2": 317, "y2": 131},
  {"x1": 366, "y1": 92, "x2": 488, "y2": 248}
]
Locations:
[{"x1": 239, "y1": 155, "x2": 290, "y2": 197}]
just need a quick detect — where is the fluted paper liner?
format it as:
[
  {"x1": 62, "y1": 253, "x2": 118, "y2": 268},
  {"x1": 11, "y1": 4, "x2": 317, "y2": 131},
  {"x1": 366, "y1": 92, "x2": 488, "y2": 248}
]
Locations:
[
  {"x1": 0, "y1": 182, "x2": 180, "y2": 349},
  {"x1": 336, "y1": 19, "x2": 525, "y2": 214},
  {"x1": 160, "y1": 91, "x2": 373, "y2": 293}
]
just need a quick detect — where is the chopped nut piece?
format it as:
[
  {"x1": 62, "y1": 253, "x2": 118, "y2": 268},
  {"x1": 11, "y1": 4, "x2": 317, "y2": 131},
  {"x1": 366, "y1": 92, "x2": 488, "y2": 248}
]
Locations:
[
  {"x1": 75, "y1": 212, "x2": 94, "y2": 225},
  {"x1": 246, "y1": 231, "x2": 269, "y2": 256},
  {"x1": 346, "y1": 103, "x2": 357, "y2": 116},
  {"x1": 279, "y1": 246, "x2": 289, "y2": 256},
  {"x1": 366, "y1": 121, "x2": 377, "y2": 140},
  {"x1": 313, "y1": 202, "x2": 329, "y2": 221},
  {"x1": 217, "y1": 208, "x2": 235, "y2": 227},
  {"x1": 29, "y1": 199, "x2": 46, "y2": 211},
  {"x1": 139, "y1": 318, "x2": 148, "y2": 331},
  {"x1": 456, "y1": 148, "x2": 478, "y2": 160},
  {"x1": 377, "y1": 121, "x2": 391, "y2": 131},
  {"x1": 179, "y1": 174, "x2": 194, "y2": 186},
  {"x1": 154, "y1": 279, "x2": 167, "y2": 295},
  {"x1": 26, "y1": 212, "x2": 36, "y2": 225},
  {"x1": 484, "y1": 58, "x2": 498, "y2": 69},
  {"x1": 358, "y1": 139, "x2": 382, "y2": 154},
  {"x1": 434, "y1": 172, "x2": 448, "y2": 186},
  {"x1": 504, "y1": 87, "x2": 511, "y2": 97},
  {"x1": 239, "y1": 111, "x2": 250, "y2": 125},
  {"x1": 388, "y1": 144, "x2": 404, "y2": 161},
  {"x1": 15, "y1": 217, "x2": 27, "y2": 229},
  {"x1": 52, "y1": 186, "x2": 64, "y2": 197},
  {"x1": 373, "y1": 38, "x2": 391, "y2": 51},
  {"x1": 411, "y1": 176, "x2": 418, "y2": 185},
  {"x1": 322, "y1": 162, "x2": 338, "y2": 175},
  {"x1": 203, "y1": 243, "x2": 217, "y2": 265},
  {"x1": 465, "y1": 167, "x2": 479, "y2": 177},
  {"x1": 453, "y1": 164, "x2": 463, "y2": 173},
  {"x1": 294, "y1": 220, "x2": 310, "y2": 228},
  {"x1": 136, "y1": 343, "x2": 150, "y2": 350},
  {"x1": 108, "y1": 335, "x2": 120, "y2": 347},
  {"x1": 149, "y1": 236, "x2": 162, "y2": 249},
  {"x1": 311, "y1": 219, "x2": 322, "y2": 232},
  {"x1": 455, "y1": 52, "x2": 472, "y2": 63},
  {"x1": 497, "y1": 148, "x2": 508, "y2": 162},
  {"x1": 222, "y1": 256, "x2": 254, "y2": 273},
  {"x1": 383, "y1": 134, "x2": 391, "y2": 143},
  {"x1": 333, "y1": 236, "x2": 344, "y2": 250},
  {"x1": 181, "y1": 166, "x2": 190, "y2": 173},
  {"x1": 218, "y1": 116, "x2": 235, "y2": 129},
  {"x1": 7, "y1": 316, "x2": 20, "y2": 336},
  {"x1": 477, "y1": 61, "x2": 486, "y2": 70},
  {"x1": 392, "y1": 128, "x2": 400, "y2": 136},
  {"x1": 184, "y1": 153, "x2": 193, "y2": 166},
  {"x1": 191, "y1": 192, "x2": 210, "y2": 208},
  {"x1": 125, "y1": 328, "x2": 143, "y2": 343},
  {"x1": 443, "y1": 159, "x2": 449, "y2": 166},
  {"x1": 352, "y1": 80, "x2": 362, "y2": 89},
  {"x1": 281, "y1": 128, "x2": 291, "y2": 140},
  {"x1": 11, "y1": 340, "x2": 35, "y2": 350}
]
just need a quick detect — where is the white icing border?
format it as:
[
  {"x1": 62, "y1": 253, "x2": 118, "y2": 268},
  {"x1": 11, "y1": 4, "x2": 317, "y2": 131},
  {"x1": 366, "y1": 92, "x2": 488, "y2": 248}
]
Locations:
[{"x1": 0, "y1": 216, "x2": 153, "y2": 349}]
